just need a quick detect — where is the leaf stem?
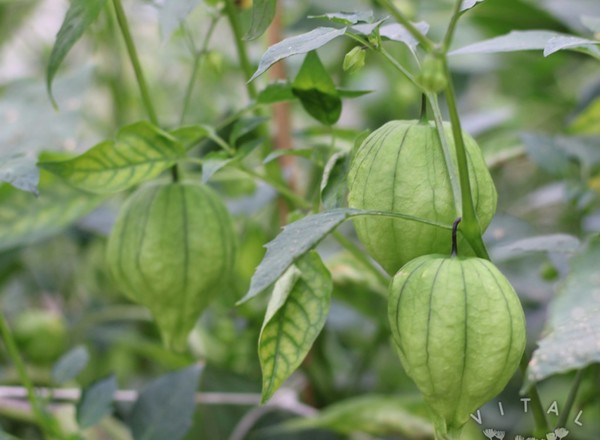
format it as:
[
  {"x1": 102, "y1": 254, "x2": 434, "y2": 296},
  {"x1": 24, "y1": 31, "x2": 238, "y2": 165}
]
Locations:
[
  {"x1": 375, "y1": 0, "x2": 435, "y2": 52},
  {"x1": 442, "y1": 0, "x2": 464, "y2": 52},
  {"x1": 223, "y1": 0, "x2": 257, "y2": 99},
  {"x1": 557, "y1": 368, "x2": 586, "y2": 428},
  {"x1": 0, "y1": 313, "x2": 65, "y2": 439}
]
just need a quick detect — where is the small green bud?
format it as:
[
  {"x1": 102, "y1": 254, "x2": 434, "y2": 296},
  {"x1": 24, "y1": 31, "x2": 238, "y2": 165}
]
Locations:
[
  {"x1": 417, "y1": 54, "x2": 448, "y2": 94},
  {"x1": 343, "y1": 47, "x2": 366, "y2": 73}
]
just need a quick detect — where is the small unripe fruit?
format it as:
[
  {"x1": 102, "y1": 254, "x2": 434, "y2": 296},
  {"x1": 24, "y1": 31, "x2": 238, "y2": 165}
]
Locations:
[
  {"x1": 347, "y1": 120, "x2": 497, "y2": 274},
  {"x1": 388, "y1": 254, "x2": 526, "y2": 436},
  {"x1": 106, "y1": 182, "x2": 236, "y2": 351},
  {"x1": 417, "y1": 54, "x2": 448, "y2": 94}
]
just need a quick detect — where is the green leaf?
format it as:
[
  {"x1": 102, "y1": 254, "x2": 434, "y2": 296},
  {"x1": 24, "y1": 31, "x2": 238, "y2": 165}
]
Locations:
[
  {"x1": 39, "y1": 121, "x2": 185, "y2": 194},
  {"x1": 528, "y1": 235, "x2": 600, "y2": 382},
  {"x1": 0, "y1": 154, "x2": 39, "y2": 194},
  {"x1": 490, "y1": 234, "x2": 581, "y2": 263},
  {"x1": 238, "y1": 208, "x2": 451, "y2": 305},
  {"x1": 229, "y1": 116, "x2": 268, "y2": 147},
  {"x1": 46, "y1": 0, "x2": 106, "y2": 107},
  {"x1": 308, "y1": 11, "x2": 374, "y2": 25},
  {"x1": 283, "y1": 395, "x2": 434, "y2": 438},
  {"x1": 569, "y1": 98, "x2": 600, "y2": 135},
  {"x1": 159, "y1": 0, "x2": 204, "y2": 41},
  {"x1": 170, "y1": 124, "x2": 211, "y2": 149},
  {"x1": 450, "y1": 30, "x2": 600, "y2": 57},
  {"x1": 320, "y1": 152, "x2": 349, "y2": 209},
  {"x1": 243, "y1": 0, "x2": 275, "y2": 40},
  {"x1": 263, "y1": 148, "x2": 315, "y2": 164},
  {"x1": 259, "y1": 251, "x2": 332, "y2": 402},
  {"x1": 292, "y1": 51, "x2": 341, "y2": 126},
  {"x1": 77, "y1": 375, "x2": 117, "y2": 429},
  {"x1": 52, "y1": 345, "x2": 90, "y2": 384},
  {"x1": 129, "y1": 365, "x2": 202, "y2": 440},
  {"x1": 0, "y1": 170, "x2": 103, "y2": 252},
  {"x1": 249, "y1": 27, "x2": 347, "y2": 82},
  {"x1": 257, "y1": 81, "x2": 297, "y2": 104},
  {"x1": 521, "y1": 132, "x2": 574, "y2": 176},
  {"x1": 237, "y1": 209, "x2": 358, "y2": 304}
]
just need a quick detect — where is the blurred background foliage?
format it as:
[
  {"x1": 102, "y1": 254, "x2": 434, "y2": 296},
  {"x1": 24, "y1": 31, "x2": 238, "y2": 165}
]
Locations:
[{"x1": 0, "y1": 0, "x2": 599, "y2": 439}]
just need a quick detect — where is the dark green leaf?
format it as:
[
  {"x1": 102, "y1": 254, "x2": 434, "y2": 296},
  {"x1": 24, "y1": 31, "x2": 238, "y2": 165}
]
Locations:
[
  {"x1": 336, "y1": 88, "x2": 372, "y2": 98},
  {"x1": 490, "y1": 234, "x2": 581, "y2": 263},
  {"x1": 229, "y1": 116, "x2": 268, "y2": 147},
  {"x1": 249, "y1": 27, "x2": 347, "y2": 82},
  {"x1": 292, "y1": 51, "x2": 341, "y2": 125},
  {"x1": 243, "y1": 0, "x2": 276, "y2": 40},
  {"x1": 77, "y1": 375, "x2": 117, "y2": 429},
  {"x1": 129, "y1": 364, "x2": 202, "y2": 440},
  {"x1": 170, "y1": 125, "x2": 211, "y2": 150},
  {"x1": 39, "y1": 121, "x2": 185, "y2": 194},
  {"x1": 237, "y1": 209, "x2": 358, "y2": 304},
  {"x1": 52, "y1": 346, "x2": 90, "y2": 384},
  {"x1": 521, "y1": 132, "x2": 574, "y2": 176},
  {"x1": 257, "y1": 81, "x2": 297, "y2": 104},
  {"x1": 320, "y1": 152, "x2": 349, "y2": 209},
  {"x1": 160, "y1": 0, "x2": 204, "y2": 41},
  {"x1": 528, "y1": 235, "x2": 600, "y2": 382},
  {"x1": 46, "y1": 0, "x2": 106, "y2": 107},
  {"x1": 284, "y1": 395, "x2": 434, "y2": 437},
  {"x1": 259, "y1": 251, "x2": 332, "y2": 402},
  {"x1": 0, "y1": 171, "x2": 104, "y2": 252},
  {"x1": 0, "y1": 154, "x2": 39, "y2": 194},
  {"x1": 308, "y1": 11, "x2": 373, "y2": 25}
]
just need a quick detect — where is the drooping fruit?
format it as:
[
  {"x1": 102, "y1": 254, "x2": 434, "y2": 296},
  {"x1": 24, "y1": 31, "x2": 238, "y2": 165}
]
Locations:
[
  {"x1": 106, "y1": 182, "x2": 236, "y2": 351},
  {"x1": 347, "y1": 120, "x2": 497, "y2": 274},
  {"x1": 388, "y1": 254, "x2": 526, "y2": 436}
]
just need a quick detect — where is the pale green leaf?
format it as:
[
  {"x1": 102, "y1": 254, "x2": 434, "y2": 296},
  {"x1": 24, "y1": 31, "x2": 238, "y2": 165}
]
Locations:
[
  {"x1": 528, "y1": 235, "x2": 600, "y2": 382},
  {"x1": 47, "y1": 0, "x2": 106, "y2": 107},
  {"x1": 259, "y1": 251, "x2": 332, "y2": 402},
  {"x1": 129, "y1": 365, "x2": 202, "y2": 440},
  {"x1": 309, "y1": 11, "x2": 373, "y2": 25},
  {"x1": 39, "y1": 121, "x2": 184, "y2": 194},
  {"x1": 77, "y1": 375, "x2": 117, "y2": 429},
  {"x1": 0, "y1": 154, "x2": 39, "y2": 194},
  {"x1": 320, "y1": 152, "x2": 349, "y2": 209},
  {"x1": 450, "y1": 30, "x2": 600, "y2": 58},
  {"x1": 284, "y1": 395, "x2": 434, "y2": 438},
  {"x1": 490, "y1": 234, "x2": 581, "y2": 263},
  {"x1": 52, "y1": 345, "x2": 90, "y2": 384},
  {"x1": 243, "y1": 0, "x2": 275, "y2": 40},
  {"x1": 249, "y1": 27, "x2": 347, "y2": 82},
  {"x1": 237, "y1": 209, "x2": 358, "y2": 304},
  {"x1": 461, "y1": 0, "x2": 485, "y2": 12},
  {"x1": 0, "y1": 170, "x2": 104, "y2": 252}
]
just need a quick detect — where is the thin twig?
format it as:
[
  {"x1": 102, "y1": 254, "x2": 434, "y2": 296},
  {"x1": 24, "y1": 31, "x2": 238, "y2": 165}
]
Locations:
[{"x1": 557, "y1": 369, "x2": 586, "y2": 428}]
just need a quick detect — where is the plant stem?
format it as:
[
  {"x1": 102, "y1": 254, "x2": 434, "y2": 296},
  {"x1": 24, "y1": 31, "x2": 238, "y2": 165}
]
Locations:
[
  {"x1": 0, "y1": 313, "x2": 64, "y2": 439},
  {"x1": 375, "y1": 0, "x2": 434, "y2": 52},
  {"x1": 442, "y1": 0, "x2": 464, "y2": 52},
  {"x1": 223, "y1": 0, "x2": 257, "y2": 99},
  {"x1": 180, "y1": 18, "x2": 220, "y2": 125},
  {"x1": 520, "y1": 354, "x2": 549, "y2": 435},
  {"x1": 112, "y1": 0, "x2": 179, "y2": 181},
  {"x1": 440, "y1": 57, "x2": 489, "y2": 259},
  {"x1": 112, "y1": 0, "x2": 158, "y2": 125},
  {"x1": 557, "y1": 368, "x2": 586, "y2": 428},
  {"x1": 331, "y1": 231, "x2": 389, "y2": 287},
  {"x1": 239, "y1": 166, "x2": 311, "y2": 209}
]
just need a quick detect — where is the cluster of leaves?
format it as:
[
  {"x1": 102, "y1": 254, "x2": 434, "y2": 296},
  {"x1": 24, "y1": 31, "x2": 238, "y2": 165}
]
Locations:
[{"x1": 0, "y1": 0, "x2": 599, "y2": 439}]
